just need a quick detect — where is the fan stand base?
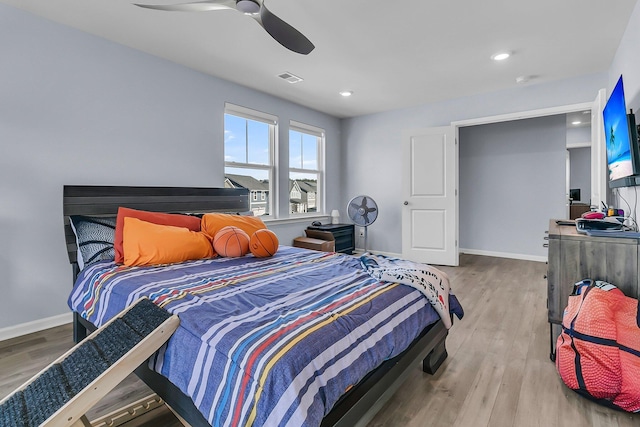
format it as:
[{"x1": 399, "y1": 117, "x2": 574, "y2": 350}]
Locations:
[{"x1": 363, "y1": 226, "x2": 368, "y2": 253}]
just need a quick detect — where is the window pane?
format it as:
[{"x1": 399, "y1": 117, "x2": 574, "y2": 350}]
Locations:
[
  {"x1": 247, "y1": 120, "x2": 270, "y2": 165},
  {"x1": 289, "y1": 172, "x2": 319, "y2": 214},
  {"x1": 289, "y1": 130, "x2": 302, "y2": 169},
  {"x1": 225, "y1": 167, "x2": 270, "y2": 216},
  {"x1": 290, "y1": 130, "x2": 318, "y2": 171},
  {"x1": 224, "y1": 114, "x2": 247, "y2": 163},
  {"x1": 302, "y1": 134, "x2": 318, "y2": 170}
]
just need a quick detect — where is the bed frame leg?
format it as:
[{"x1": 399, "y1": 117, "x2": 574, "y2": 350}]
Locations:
[
  {"x1": 422, "y1": 337, "x2": 447, "y2": 374},
  {"x1": 73, "y1": 312, "x2": 87, "y2": 343}
]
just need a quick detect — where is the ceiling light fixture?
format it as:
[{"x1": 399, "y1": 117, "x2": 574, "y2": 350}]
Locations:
[
  {"x1": 236, "y1": 0, "x2": 260, "y2": 14},
  {"x1": 339, "y1": 91, "x2": 353, "y2": 97},
  {"x1": 572, "y1": 121, "x2": 582, "y2": 125},
  {"x1": 491, "y1": 52, "x2": 511, "y2": 61}
]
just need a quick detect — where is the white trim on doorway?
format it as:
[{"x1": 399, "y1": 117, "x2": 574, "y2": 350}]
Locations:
[{"x1": 451, "y1": 102, "x2": 593, "y2": 128}]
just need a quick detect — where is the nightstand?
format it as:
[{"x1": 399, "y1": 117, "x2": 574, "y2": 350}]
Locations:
[{"x1": 306, "y1": 224, "x2": 355, "y2": 254}]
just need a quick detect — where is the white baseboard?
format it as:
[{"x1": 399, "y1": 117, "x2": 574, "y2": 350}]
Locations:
[
  {"x1": 0, "y1": 312, "x2": 72, "y2": 343},
  {"x1": 460, "y1": 248, "x2": 547, "y2": 263}
]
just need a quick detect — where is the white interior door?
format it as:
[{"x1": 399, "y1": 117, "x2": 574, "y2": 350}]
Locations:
[
  {"x1": 402, "y1": 126, "x2": 458, "y2": 266},
  {"x1": 591, "y1": 88, "x2": 607, "y2": 207}
]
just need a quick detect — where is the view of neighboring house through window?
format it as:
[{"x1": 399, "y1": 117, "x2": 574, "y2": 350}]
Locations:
[
  {"x1": 289, "y1": 121, "x2": 324, "y2": 215},
  {"x1": 223, "y1": 104, "x2": 275, "y2": 217}
]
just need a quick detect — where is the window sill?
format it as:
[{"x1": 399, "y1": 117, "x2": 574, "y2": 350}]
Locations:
[{"x1": 263, "y1": 215, "x2": 330, "y2": 226}]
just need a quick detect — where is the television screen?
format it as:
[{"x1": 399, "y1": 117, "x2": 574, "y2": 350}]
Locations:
[{"x1": 603, "y1": 76, "x2": 636, "y2": 181}]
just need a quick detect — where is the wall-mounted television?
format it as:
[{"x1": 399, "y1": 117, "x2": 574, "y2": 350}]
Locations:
[{"x1": 603, "y1": 75, "x2": 640, "y2": 187}]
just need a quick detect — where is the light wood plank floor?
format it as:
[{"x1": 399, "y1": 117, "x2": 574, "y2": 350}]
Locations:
[{"x1": 1, "y1": 255, "x2": 638, "y2": 426}]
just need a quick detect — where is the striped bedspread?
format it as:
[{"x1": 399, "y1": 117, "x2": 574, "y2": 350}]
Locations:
[{"x1": 68, "y1": 246, "x2": 463, "y2": 427}]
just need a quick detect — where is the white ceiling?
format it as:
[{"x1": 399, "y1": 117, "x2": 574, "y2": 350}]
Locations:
[{"x1": 2, "y1": 0, "x2": 638, "y2": 118}]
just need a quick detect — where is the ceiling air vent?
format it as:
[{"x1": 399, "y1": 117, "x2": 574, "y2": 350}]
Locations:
[{"x1": 278, "y1": 72, "x2": 303, "y2": 84}]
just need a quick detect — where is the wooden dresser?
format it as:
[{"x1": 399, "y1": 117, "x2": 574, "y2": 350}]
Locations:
[{"x1": 546, "y1": 219, "x2": 640, "y2": 360}]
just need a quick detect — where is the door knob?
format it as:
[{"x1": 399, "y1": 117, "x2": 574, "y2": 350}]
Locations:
[{"x1": 403, "y1": 201, "x2": 408, "y2": 205}]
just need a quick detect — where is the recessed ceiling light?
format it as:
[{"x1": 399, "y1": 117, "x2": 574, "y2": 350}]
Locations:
[
  {"x1": 491, "y1": 52, "x2": 511, "y2": 61},
  {"x1": 572, "y1": 121, "x2": 582, "y2": 125},
  {"x1": 339, "y1": 91, "x2": 353, "y2": 97}
]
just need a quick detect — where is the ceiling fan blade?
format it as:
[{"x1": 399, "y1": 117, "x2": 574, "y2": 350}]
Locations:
[
  {"x1": 134, "y1": 0, "x2": 235, "y2": 12},
  {"x1": 255, "y1": 2, "x2": 314, "y2": 55}
]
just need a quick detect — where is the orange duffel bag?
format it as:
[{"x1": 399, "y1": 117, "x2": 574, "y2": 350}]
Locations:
[{"x1": 556, "y1": 279, "x2": 640, "y2": 412}]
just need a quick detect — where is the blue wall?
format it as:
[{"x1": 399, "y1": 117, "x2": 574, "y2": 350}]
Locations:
[
  {"x1": 459, "y1": 116, "x2": 567, "y2": 259},
  {"x1": 3, "y1": 0, "x2": 640, "y2": 331},
  {"x1": 609, "y1": 1, "x2": 640, "y2": 218},
  {"x1": 0, "y1": 4, "x2": 341, "y2": 330},
  {"x1": 342, "y1": 74, "x2": 606, "y2": 256}
]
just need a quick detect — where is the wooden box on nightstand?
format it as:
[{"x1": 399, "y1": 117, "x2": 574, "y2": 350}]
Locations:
[{"x1": 293, "y1": 229, "x2": 336, "y2": 252}]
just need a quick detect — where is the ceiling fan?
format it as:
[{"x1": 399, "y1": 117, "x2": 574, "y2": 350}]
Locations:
[{"x1": 134, "y1": 0, "x2": 315, "y2": 55}]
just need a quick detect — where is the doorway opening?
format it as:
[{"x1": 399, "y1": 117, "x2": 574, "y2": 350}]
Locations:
[
  {"x1": 566, "y1": 110, "x2": 593, "y2": 219},
  {"x1": 452, "y1": 97, "x2": 603, "y2": 262}
]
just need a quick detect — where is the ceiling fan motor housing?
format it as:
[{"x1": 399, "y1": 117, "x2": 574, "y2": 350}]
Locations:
[{"x1": 236, "y1": 0, "x2": 260, "y2": 14}]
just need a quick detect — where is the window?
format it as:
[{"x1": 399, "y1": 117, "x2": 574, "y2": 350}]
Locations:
[
  {"x1": 289, "y1": 121, "x2": 324, "y2": 215},
  {"x1": 224, "y1": 104, "x2": 276, "y2": 217}
]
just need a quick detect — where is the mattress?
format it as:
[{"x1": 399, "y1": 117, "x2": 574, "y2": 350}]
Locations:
[{"x1": 68, "y1": 246, "x2": 462, "y2": 427}]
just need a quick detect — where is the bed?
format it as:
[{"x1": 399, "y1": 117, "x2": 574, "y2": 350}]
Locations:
[{"x1": 63, "y1": 185, "x2": 463, "y2": 427}]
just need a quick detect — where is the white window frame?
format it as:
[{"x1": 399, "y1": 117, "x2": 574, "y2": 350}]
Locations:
[
  {"x1": 224, "y1": 103, "x2": 277, "y2": 218},
  {"x1": 289, "y1": 120, "x2": 325, "y2": 216}
]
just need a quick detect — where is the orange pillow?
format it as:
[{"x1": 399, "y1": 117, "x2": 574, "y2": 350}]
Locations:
[
  {"x1": 114, "y1": 207, "x2": 201, "y2": 264},
  {"x1": 201, "y1": 213, "x2": 266, "y2": 240},
  {"x1": 123, "y1": 217, "x2": 214, "y2": 267}
]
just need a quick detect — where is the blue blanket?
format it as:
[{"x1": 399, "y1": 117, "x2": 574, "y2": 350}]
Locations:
[{"x1": 69, "y1": 247, "x2": 463, "y2": 426}]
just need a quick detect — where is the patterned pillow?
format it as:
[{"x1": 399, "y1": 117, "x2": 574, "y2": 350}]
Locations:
[{"x1": 69, "y1": 215, "x2": 116, "y2": 270}]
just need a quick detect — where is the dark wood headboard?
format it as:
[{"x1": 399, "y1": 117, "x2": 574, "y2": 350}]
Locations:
[{"x1": 63, "y1": 185, "x2": 249, "y2": 267}]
